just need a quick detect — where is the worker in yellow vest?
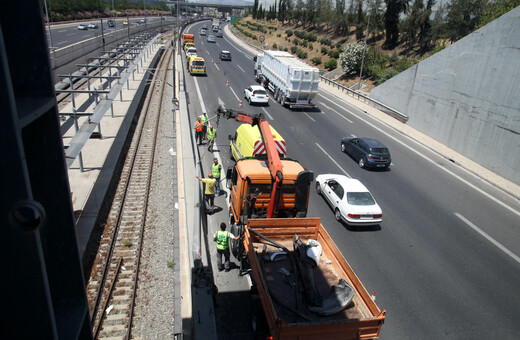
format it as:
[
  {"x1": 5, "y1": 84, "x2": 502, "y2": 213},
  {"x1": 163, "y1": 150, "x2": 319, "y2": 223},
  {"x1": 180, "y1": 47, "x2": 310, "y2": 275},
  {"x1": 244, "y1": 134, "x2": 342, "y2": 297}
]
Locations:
[
  {"x1": 213, "y1": 223, "x2": 239, "y2": 271},
  {"x1": 207, "y1": 125, "x2": 216, "y2": 152},
  {"x1": 212, "y1": 157, "x2": 222, "y2": 195},
  {"x1": 200, "y1": 112, "x2": 209, "y2": 140}
]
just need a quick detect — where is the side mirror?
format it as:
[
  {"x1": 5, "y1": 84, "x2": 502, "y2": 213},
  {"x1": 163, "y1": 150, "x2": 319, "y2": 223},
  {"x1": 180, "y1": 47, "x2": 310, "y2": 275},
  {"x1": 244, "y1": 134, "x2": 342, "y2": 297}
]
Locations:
[
  {"x1": 226, "y1": 167, "x2": 233, "y2": 180},
  {"x1": 253, "y1": 56, "x2": 257, "y2": 62}
]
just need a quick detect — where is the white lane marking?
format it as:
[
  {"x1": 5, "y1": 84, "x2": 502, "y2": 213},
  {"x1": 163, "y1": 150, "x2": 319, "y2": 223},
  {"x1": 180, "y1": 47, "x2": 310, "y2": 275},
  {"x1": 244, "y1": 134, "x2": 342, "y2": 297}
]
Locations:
[
  {"x1": 193, "y1": 77, "x2": 207, "y2": 112},
  {"x1": 66, "y1": 33, "x2": 75, "y2": 36},
  {"x1": 57, "y1": 30, "x2": 67, "y2": 33},
  {"x1": 320, "y1": 102, "x2": 353, "y2": 123},
  {"x1": 315, "y1": 143, "x2": 351, "y2": 178},
  {"x1": 237, "y1": 65, "x2": 245, "y2": 73},
  {"x1": 229, "y1": 86, "x2": 240, "y2": 101},
  {"x1": 304, "y1": 112, "x2": 315, "y2": 122},
  {"x1": 213, "y1": 62, "x2": 220, "y2": 71},
  {"x1": 57, "y1": 41, "x2": 67, "y2": 45},
  {"x1": 261, "y1": 107, "x2": 274, "y2": 120},
  {"x1": 319, "y1": 95, "x2": 520, "y2": 217},
  {"x1": 455, "y1": 213, "x2": 520, "y2": 264}
]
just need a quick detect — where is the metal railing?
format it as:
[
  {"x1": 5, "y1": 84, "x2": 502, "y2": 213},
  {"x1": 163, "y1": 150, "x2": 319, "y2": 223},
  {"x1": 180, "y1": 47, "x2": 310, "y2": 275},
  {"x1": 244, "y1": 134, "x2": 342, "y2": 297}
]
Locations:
[{"x1": 319, "y1": 76, "x2": 409, "y2": 122}]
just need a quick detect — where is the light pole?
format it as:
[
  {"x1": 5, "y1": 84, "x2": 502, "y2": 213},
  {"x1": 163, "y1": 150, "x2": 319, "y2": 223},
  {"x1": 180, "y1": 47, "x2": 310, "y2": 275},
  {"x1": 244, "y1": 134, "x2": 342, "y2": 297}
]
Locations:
[
  {"x1": 112, "y1": 0, "x2": 115, "y2": 21},
  {"x1": 357, "y1": 12, "x2": 370, "y2": 91},
  {"x1": 43, "y1": 0, "x2": 54, "y2": 49}
]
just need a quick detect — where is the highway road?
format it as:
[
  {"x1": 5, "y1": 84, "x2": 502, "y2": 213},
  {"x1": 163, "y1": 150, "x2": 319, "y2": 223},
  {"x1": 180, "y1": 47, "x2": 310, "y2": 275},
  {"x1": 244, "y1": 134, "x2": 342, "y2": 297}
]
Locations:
[
  {"x1": 45, "y1": 17, "x2": 173, "y2": 48},
  {"x1": 183, "y1": 20, "x2": 520, "y2": 339}
]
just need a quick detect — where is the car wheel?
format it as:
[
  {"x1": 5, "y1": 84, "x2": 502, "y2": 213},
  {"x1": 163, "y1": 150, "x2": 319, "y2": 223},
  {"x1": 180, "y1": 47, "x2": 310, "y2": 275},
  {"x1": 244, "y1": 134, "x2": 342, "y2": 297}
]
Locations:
[
  {"x1": 334, "y1": 208, "x2": 342, "y2": 222},
  {"x1": 358, "y1": 158, "x2": 365, "y2": 168},
  {"x1": 316, "y1": 182, "x2": 321, "y2": 195},
  {"x1": 248, "y1": 97, "x2": 251, "y2": 104},
  {"x1": 341, "y1": 143, "x2": 346, "y2": 153}
]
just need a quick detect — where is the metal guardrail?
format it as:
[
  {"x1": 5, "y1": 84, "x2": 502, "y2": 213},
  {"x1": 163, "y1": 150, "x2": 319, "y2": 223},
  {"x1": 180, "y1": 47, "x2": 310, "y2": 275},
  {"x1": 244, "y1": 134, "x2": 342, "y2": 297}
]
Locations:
[
  {"x1": 319, "y1": 76, "x2": 409, "y2": 122},
  {"x1": 229, "y1": 26, "x2": 409, "y2": 123}
]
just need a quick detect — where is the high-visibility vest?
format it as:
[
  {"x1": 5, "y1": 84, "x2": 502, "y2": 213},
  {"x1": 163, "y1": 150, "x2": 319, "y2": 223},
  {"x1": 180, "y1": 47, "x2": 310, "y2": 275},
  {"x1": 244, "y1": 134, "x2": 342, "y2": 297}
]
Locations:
[
  {"x1": 207, "y1": 129, "x2": 216, "y2": 140},
  {"x1": 195, "y1": 121, "x2": 203, "y2": 132},
  {"x1": 200, "y1": 114, "x2": 209, "y2": 126},
  {"x1": 216, "y1": 230, "x2": 229, "y2": 250},
  {"x1": 212, "y1": 162, "x2": 221, "y2": 178}
]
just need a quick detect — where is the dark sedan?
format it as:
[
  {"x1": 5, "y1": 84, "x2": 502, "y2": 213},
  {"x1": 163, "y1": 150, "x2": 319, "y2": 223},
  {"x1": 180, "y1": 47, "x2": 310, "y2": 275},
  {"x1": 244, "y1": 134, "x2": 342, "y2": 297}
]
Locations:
[{"x1": 341, "y1": 137, "x2": 391, "y2": 169}]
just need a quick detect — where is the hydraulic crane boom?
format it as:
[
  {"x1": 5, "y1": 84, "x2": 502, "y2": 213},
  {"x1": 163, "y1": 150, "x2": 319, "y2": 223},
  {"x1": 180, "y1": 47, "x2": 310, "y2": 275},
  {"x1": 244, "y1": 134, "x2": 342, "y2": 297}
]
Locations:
[{"x1": 218, "y1": 107, "x2": 283, "y2": 218}]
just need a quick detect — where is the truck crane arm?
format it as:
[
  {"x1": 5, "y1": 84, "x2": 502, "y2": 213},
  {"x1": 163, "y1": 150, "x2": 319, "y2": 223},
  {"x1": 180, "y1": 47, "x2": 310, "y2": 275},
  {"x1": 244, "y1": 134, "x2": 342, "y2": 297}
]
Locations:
[{"x1": 217, "y1": 106, "x2": 283, "y2": 218}]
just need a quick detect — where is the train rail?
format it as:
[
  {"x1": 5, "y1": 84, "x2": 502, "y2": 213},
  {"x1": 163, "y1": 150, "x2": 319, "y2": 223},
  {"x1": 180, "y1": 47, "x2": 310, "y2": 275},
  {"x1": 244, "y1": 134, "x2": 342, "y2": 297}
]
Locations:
[{"x1": 86, "y1": 44, "x2": 172, "y2": 339}]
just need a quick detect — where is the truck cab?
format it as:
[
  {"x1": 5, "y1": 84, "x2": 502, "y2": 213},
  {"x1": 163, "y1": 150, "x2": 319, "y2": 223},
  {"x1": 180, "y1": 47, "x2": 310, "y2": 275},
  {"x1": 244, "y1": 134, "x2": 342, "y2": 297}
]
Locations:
[{"x1": 226, "y1": 159, "x2": 313, "y2": 226}]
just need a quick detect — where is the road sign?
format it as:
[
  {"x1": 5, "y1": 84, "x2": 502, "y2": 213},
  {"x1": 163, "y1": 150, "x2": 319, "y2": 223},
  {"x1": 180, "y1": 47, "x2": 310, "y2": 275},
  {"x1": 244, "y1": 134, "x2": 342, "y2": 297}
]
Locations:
[{"x1": 259, "y1": 35, "x2": 265, "y2": 42}]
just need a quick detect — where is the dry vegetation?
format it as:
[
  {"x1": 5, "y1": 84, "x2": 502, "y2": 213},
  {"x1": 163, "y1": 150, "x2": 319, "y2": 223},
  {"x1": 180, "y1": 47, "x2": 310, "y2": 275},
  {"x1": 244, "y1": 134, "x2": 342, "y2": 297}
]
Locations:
[{"x1": 233, "y1": 16, "x2": 441, "y2": 91}]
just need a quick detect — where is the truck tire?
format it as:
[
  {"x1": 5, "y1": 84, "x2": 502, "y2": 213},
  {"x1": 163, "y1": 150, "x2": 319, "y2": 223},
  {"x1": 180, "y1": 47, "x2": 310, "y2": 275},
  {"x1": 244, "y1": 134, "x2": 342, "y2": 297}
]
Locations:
[
  {"x1": 230, "y1": 223, "x2": 243, "y2": 258},
  {"x1": 281, "y1": 95, "x2": 286, "y2": 107}
]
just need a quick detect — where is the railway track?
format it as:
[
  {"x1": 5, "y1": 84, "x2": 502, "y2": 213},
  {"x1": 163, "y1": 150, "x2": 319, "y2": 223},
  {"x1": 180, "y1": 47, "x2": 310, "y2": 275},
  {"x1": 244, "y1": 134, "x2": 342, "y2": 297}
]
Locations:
[{"x1": 86, "y1": 44, "x2": 172, "y2": 339}]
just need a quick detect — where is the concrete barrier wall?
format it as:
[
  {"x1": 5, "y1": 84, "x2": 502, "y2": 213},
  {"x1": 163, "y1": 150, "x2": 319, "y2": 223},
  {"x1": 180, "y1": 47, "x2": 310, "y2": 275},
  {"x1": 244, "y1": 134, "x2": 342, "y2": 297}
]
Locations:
[{"x1": 371, "y1": 6, "x2": 520, "y2": 185}]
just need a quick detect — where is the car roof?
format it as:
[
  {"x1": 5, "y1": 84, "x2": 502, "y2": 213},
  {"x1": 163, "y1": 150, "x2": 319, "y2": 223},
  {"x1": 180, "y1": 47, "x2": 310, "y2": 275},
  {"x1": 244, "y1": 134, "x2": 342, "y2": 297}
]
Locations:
[
  {"x1": 318, "y1": 174, "x2": 369, "y2": 192},
  {"x1": 356, "y1": 137, "x2": 386, "y2": 148},
  {"x1": 221, "y1": 50, "x2": 230, "y2": 53},
  {"x1": 249, "y1": 85, "x2": 266, "y2": 91}
]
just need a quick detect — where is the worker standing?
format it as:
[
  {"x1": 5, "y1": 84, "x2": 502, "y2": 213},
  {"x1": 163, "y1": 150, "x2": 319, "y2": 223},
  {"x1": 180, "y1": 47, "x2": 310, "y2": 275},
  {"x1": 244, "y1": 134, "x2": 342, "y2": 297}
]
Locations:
[
  {"x1": 196, "y1": 174, "x2": 216, "y2": 212},
  {"x1": 194, "y1": 117, "x2": 203, "y2": 145},
  {"x1": 207, "y1": 125, "x2": 216, "y2": 152},
  {"x1": 213, "y1": 223, "x2": 239, "y2": 272},
  {"x1": 212, "y1": 157, "x2": 222, "y2": 196},
  {"x1": 200, "y1": 111, "x2": 209, "y2": 140}
]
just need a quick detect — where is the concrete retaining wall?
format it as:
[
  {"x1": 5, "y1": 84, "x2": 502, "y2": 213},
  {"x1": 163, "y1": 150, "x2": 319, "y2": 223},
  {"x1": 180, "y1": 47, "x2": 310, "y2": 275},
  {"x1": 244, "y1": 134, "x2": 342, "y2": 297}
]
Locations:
[{"x1": 371, "y1": 6, "x2": 520, "y2": 185}]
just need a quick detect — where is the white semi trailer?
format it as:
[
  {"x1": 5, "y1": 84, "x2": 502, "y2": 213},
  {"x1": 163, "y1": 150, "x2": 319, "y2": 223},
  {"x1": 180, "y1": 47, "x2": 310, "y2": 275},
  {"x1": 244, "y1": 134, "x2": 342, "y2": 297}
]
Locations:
[{"x1": 254, "y1": 50, "x2": 320, "y2": 109}]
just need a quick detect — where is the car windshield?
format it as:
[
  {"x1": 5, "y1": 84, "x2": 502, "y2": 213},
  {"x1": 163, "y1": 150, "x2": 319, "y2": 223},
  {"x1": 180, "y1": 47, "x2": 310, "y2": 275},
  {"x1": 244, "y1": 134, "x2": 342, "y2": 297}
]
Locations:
[
  {"x1": 371, "y1": 147, "x2": 390, "y2": 156},
  {"x1": 192, "y1": 60, "x2": 204, "y2": 66},
  {"x1": 347, "y1": 192, "x2": 376, "y2": 206},
  {"x1": 253, "y1": 90, "x2": 266, "y2": 95}
]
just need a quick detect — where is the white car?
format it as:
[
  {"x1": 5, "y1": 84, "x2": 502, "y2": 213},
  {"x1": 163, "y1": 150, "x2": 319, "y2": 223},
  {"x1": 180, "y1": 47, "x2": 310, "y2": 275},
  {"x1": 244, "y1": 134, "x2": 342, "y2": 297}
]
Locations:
[
  {"x1": 88, "y1": 23, "x2": 98, "y2": 29},
  {"x1": 315, "y1": 174, "x2": 382, "y2": 226},
  {"x1": 244, "y1": 85, "x2": 269, "y2": 105},
  {"x1": 200, "y1": 29, "x2": 207, "y2": 36},
  {"x1": 77, "y1": 24, "x2": 88, "y2": 30},
  {"x1": 185, "y1": 47, "x2": 197, "y2": 58}
]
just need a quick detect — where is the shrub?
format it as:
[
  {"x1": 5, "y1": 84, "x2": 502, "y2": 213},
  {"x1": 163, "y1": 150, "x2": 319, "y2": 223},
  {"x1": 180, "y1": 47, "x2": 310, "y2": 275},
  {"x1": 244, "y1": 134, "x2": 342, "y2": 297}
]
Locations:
[
  {"x1": 290, "y1": 46, "x2": 297, "y2": 54},
  {"x1": 277, "y1": 33, "x2": 281, "y2": 38},
  {"x1": 338, "y1": 42, "x2": 364, "y2": 75},
  {"x1": 309, "y1": 43, "x2": 313, "y2": 50},
  {"x1": 311, "y1": 57, "x2": 322, "y2": 65},
  {"x1": 301, "y1": 39, "x2": 308, "y2": 48},
  {"x1": 294, "y1": 30, "x2": 305, "y2": 39},
  {"x1": 286, "y1": 29, "x2": 293, "y2": 37},
  {"x1": 296, "y1": 50, "x2": 308, "y2": 59},
  {"x1": 320, "y1": 38, "x2": 332, "y2": 46},
  {"x1": 324, "y1": 58, "x2": 338, "y2": 70},
  {"x1": 375, "y1": 69, "x2": 399, "y2": 85},
  {"x1": 252, "y1": 35, "x2": 257, "y2": 40},
  {"x1": 335, "y1": 42, "x2": 342, "y2": 49},
  {"x1": 293, "y1": 38, "x2": 300, "y2": 45},
  {"x1": 273, "y1": 43, "x2": 278, "y2": 49},
  {"x1": 328, "y1": 49, "x2": 340, "y2": 59},
  {"x1": 284, "y1": 47, "x2": 288, "y2": 52},
  {"x1": 304, "y1": 32, "x2": 318, "y2": 42},
  {"x1": 364, "y1": 46, "x2": 388, "y2": 78},
  {"x1": 392, "y1": 57, "x2": 415, "y2": 72},
  {"x1": 321, "y1": 46, "x2": 329, "y2": 54}
]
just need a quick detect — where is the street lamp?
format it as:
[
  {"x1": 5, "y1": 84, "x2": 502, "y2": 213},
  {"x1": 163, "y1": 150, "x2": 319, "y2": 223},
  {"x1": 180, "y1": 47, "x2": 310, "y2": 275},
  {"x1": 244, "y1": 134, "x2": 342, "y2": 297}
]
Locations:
[
  {"x1": 357, "y1": 12, "x2": 370, "y2": 91},
  {"x1": 43, "y1": 0, "x2": 54, "y2": 49}
]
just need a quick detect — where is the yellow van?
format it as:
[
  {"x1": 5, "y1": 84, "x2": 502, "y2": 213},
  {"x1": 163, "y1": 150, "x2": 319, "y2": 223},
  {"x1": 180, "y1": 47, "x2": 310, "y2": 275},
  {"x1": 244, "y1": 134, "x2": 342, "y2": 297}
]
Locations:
[
  {"x1": 188, "y1": 56, "x2": 206, "y2": 75},
  {"x1": 229, "y1": 123, "x2": 286, "y2": 161},
  {"x1": 184, "y1": 42, "x2": 195, "y2": 51}
]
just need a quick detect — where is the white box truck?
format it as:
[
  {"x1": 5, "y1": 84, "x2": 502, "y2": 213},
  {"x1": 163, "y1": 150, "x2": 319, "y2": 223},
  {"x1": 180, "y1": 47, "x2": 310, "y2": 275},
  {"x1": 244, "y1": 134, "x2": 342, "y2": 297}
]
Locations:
[{"x1": 254, "y1": 50, "x2": 320, "y2": 109}]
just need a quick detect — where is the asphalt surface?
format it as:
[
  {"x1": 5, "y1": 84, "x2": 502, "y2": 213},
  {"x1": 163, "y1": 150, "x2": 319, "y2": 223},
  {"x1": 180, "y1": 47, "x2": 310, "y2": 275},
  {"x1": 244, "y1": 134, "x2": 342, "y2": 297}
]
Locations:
[{"x1": 182, "y1": 20, "x2": 520, "y2": 339}]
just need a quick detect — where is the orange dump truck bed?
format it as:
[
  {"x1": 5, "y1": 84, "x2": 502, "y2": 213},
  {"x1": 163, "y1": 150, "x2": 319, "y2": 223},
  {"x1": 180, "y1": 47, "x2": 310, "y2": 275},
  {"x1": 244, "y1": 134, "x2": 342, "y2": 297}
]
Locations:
[
  {"x1": 182, "y1": 33, "x2": 194, "y2": 46},
  {"x1": 244, "y1": 218, "x2": 386, "y2": 339}
]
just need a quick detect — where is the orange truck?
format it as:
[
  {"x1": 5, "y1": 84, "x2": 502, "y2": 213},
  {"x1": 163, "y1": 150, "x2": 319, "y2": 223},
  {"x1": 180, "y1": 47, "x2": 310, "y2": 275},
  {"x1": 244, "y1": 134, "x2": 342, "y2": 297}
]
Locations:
[
  {"x1": 218, "y1": 107, "x2": 386, "y2": 339},
  {"x1": 182, "y1": 33, "x2": 194, "y2": 48}
]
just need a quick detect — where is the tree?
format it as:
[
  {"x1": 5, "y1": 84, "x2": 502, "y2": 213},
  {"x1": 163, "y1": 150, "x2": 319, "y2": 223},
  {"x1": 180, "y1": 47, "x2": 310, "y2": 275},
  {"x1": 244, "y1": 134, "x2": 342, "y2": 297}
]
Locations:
[
  {"x1": 339, "y1": 42, "x2": 364, "y2": 75},
  {"x1": 367, "y1": 0, "x2": 386, "y2": 39},
  {"x1": 334, "y1": 0, "x2": 349, "y2": 36},
  {"x1": 477, "y1": 0, "x2": 520, "y2": 28},
  {"x1": 445, "y1": 0, "x2": 488, "y2": 41},
  {"x1": 384, "y1": 0, "x2": 409, "y2": 48},
  {"x1": 252, "y1": 0, "x2": 259, "y2": 19}
]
